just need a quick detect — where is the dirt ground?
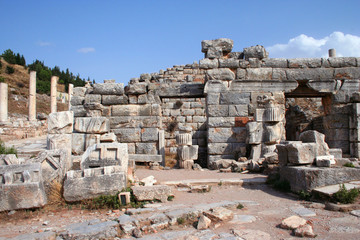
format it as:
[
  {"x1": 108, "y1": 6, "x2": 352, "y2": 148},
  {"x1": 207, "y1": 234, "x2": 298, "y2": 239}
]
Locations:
[{"x1": 1, "y1": 167, "x2": 360, "y2": 239}]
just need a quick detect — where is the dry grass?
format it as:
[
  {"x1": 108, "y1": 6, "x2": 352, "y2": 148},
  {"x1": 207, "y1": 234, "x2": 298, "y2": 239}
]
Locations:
[
  {"x1": 165, "y1": 152, "x2": 178, "y2": 168},
  {"x1": 45, "y1": 181, "x2": 65, "y2": 208}
]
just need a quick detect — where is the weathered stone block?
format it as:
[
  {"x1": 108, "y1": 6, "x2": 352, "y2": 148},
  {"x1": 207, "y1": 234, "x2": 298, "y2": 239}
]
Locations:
[
  {"x1": 102, "y1": 95, "x2": 128, "y2": 105},
  {"x1": 299, "y1": 130, "x2": 330, "y2": 156},
  {"x1": 177, "y1": 145, "x2": 198, "y2": 161},
  {"x1": 0, "y1": 163, "x2": 47, "y2": 211},
  {"x1": 136, "y1": 142, "x2": 157, "y2": 154},
  {"x1": 131, "y1": 185, "x2": 172, "y2": 203},
  {"x1": 70, "y1": 105, "x2": 86, "y2": 117},
  {"x1": 243, "y1": 45, "x2": 268, "y2": 60},
  {"x1": 208, "y1": 117, "x2": 235, "y2": 127},
  {"x1": 272, "y1": 68, "x2": 287, "y2": 80},
  {"x1": 47, "y1": 134, "x2": 72, "y2": 160},
  {"x1": 70, "y1": 96, "x2": 85, "y2": 106},
  {"x1": 286, "y1": 68, "x2": 334, "y2": 81},
  {"x1": 84, "y1": 94, "x2": 102, "y2": 104},
  {"x1": 334, "y1": 67, "x2": 360, "y2": 79},
  {"x1": 219, "y1": 92, "x2": 250, "y2": 105},
  {"x1": 315, "y1": 155, "x2": 335, "y2": 167},
  {"x1": 93, "y1": 83, "x2": 124, "y2": 95},
  {"x1": 110, "y1": 116, "x2": 162, "y2": 128},
  {"x1": 328, "y1": 57, "x2": 357, "y2": 67},
  {"x1": 113, "y1": 128, "x2": 141, "y2": 142},
  {"x1": 74, "y1": 117, "x2": 110, "y2": 133},
  {"x1": 206, "y1": 68, "x2": 235, "y2": 80},
  {"x1": 0, "y1": 154, "x2": 19, "y2": 165},
  {"x1": 236, "y1": 68, "x2": 246, "y2": 79},
  {"x1": 288, "y1": 58, "x2": 322, "y2": 68},
  {"x1": 207, "y1": 105, "x2": 229, "y2": 117},
  {"x1": 85, "y1": 134, "x2": 101, "y2": 150},
  {"x1": 205, "y1": 46, "x2": 223, "y2": 59},
  {"x1": 64, "y1": 166, "x2": 127, "y2": 202},
  {"x1": 263, "y1": 122, "x2": 283, "y2": 144},
  {"x1": 111, "y1": 104, "x2": 152, "y2": 116},
  {"x1": 287, "y1": 143, "x2": 317, "y2": 165},
  {"x1": 125, "y1": 83, "x2": 147, "y2": 95},
  {"x1": 230, "y1": 79, "x2": 298, "y2": 92},
  {"x1": 208, "y1": 127, "x2": 247, "y2": 143},
  {"x1": 204, "y1": 80, "x2": 228, "y2": 93},
  {"x1": 129, "y1": 154, "x2": 162, "y2": 163},
  {"x1": 81, "y1": 143, "x2": 128, "y2": 172},
  {"x1": 219, "y1": 58, "x2": 240, "y2": 68},
  {"x1": 73, "y1": 87, "x2": 87, "y2": 97},
  {"x1": 246, "y1": 68, "x2": 272, "y2": 80},
  {"x1": 261, "y1": 58, "x2": 288, "y2": 68},
  {"x1": 201, "y1": 38, "x2": 233, "y2": 54},
  {"x1": 100, "y1": 132, "x2": 117, "y2": 142},
  {"x1": 246, "y1": 122, "x2": 262, "y2": 144},
  {"x1": 199, "y1": 58, "x2": 219, "y2": 69},
  {"x1": 141, "y1": 128, "x2": 159, "y2": 142},
  {"x1": 72, "y1": 133, "x2": 86, "y2": 155},
  {"x1": 48, "y1": 111, "x2": 73, "y2": 134},
  {"x1": 255, "y1": 107, "x2": 283, "y2": 122},
  {"x1": 176, "y1": 133, "x2": 192, "y2": 145},
  {"x1": 207, "y1": 143, "x2": 246, "y2": 155},
  {"x1": 228, "y1": 105, "x2": 248, "y2": 117}
]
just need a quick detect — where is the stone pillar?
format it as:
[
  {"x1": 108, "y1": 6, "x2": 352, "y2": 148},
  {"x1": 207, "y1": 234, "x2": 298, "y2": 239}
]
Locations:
[
  {"x1": 50, "y1": 76, "x2": 58, "y2": 113},
  {"x1": 68, "y1": 83, "x2": 73, "y2": 110},
  {"x1": 29, "y1": 71, "x2": 37, "y2": 121},
  {"x1": 159, "y1": 130, "x2": 165, "y2": 166},
  {"x1": 329, "y1": 49, "x2": 336, "y2": 58},
  {"x1": 0, "y1": 83, "x2": 8, "y2": 122}
]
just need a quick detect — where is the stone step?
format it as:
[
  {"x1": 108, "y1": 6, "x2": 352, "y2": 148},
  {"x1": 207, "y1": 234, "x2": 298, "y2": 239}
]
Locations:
[
  {"x1": 160, "y1": 176, "x2": 267, "y2": 186},
  {"x1": 312, "y1": 181, "x2": 360, "y2": 196}
]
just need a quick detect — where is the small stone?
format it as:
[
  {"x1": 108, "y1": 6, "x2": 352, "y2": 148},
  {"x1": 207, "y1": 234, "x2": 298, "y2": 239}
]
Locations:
[
  {"x1": 204, "y1": 207, "x2": 234, "y2": 222},
  {"x1": 294, "y1": 224, "x2": 316, "y2": 238},
  {"x1": 133, "y1": 228, "x2": 142, "y2": 238},
  {"x1": 291, "y1": 207, "x2": 316, "y2": 217},
  {"x1": 350, "y1": 210, "x2": 360, "y2": 217},
  {"x1": 8, "y1": 210, "x2": 16, "y2": 215},
  {"x1": 280, "y1": 215, "x2": 307, "y2": 230},
  {"x1": 197, "y1": 215, "x2": 212, "y2": 230},
  {"x1": 141, "y1": 175, "x2": 157, "y2": 186}
]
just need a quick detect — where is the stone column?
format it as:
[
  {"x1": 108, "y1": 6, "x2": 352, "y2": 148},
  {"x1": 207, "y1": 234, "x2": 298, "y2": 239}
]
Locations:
[
  {"x1": 50, "y1": 76, "x2": 58, "y2": 113},
  {"x1": 329, "y1": 49, "x2": 336, "y2": 58},
  {"x1": 29, "y1": 71, "x2": 37, "y2": 121},
  {"x1": 159, "y1": 130, "x2": 165, "y2": 166},
  {"x1": 0, "y1": 83, "x2": 8, "y2": 122},
  {"x1": 68, "y1": 83, "x2": 73, "y2": 110}
]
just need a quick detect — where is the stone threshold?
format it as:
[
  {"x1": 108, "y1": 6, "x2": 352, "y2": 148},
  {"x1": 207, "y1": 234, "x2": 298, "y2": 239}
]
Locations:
[{"x1": 160, "y1": 176, "x2": 267, "y2": 186}]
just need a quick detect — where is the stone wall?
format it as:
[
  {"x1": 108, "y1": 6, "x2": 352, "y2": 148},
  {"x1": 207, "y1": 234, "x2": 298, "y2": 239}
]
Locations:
[
  {"x1": 71, "y1": 38, "x2": 360, "y2": 166},
  {"x1": 0, "y1": 117, "x2": 47, "y2": 141}
]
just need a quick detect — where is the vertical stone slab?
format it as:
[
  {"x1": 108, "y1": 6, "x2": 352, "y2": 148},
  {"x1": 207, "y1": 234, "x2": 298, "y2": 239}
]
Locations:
[
  {"x1": 159, "y1": 130, "x2": 165, "y2": 166},
  {"x1": 29, "y1": 71, "x2": 37, "y2": 121},
  {"x1": 0, "y1": 83, "x2": 8, "y2": 122},
  {"x1": 51, "y1": 76, "x2": 58, "y2": 113},
  {"x1": 68, "y1": 83, "x2": 74, "y2": 110}
]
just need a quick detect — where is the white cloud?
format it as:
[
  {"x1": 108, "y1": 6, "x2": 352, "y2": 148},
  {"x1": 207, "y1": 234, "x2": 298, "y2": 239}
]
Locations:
[
  {"x1": 37, "y1": 41, "x2": 52, "y2": 47},
  {"x1": 267, "y1": 32, "x2": 360, "y2": 58},
  {"x1": 77, "y1": 47, "x2": 95, "y2": 53}
]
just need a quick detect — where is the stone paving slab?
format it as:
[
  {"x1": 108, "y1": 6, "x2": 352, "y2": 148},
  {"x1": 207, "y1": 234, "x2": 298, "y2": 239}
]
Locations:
[
  {"x1": 161, "y1": 177, "x2": 267, "y2": 186},
  {"x1": 313, "y1": 181, "x2": 360, "y2": 196}
]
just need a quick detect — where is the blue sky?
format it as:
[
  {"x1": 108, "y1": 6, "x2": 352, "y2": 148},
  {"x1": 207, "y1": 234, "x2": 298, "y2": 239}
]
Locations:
[{"x1": 1, "y1": 0, "x2": 359, "y2": 85}]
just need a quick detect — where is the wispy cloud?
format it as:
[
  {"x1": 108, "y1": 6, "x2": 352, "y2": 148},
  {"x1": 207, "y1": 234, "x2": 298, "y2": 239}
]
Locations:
[
  {"x1": 267, "y1": 32, "x2": 360, "y2": 58},
  {"x1": 77, "y1": 47, "x2": 95, "y2": 54},
  {"x1": 37, "y1": 41, "x2": 52, "y2": 47}
]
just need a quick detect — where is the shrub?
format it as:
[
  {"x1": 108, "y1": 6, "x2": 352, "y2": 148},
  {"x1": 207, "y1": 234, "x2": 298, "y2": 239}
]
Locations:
[
  {"x1": 0, "y1": 76, "x2": 5, "y2": 83},
  {"x1": 274, "y1": 179, "x2": 291, "y2": 192},
  {"x1": 237, "y1": 203, "x2": 244, "y2": 209},
  {"x1": 332, "y1": 184, "x2": 359, "y2": 204},
  {"x1": 0, "y1": 140, "x2": 17, "y2": 156},
  {"x1": 343, "y1": 162, "x2": 355, "y2": 168},
  {"x1": 298, "y1": 190, "x2": 312, "y2": 201},
  {"x1": 6, "y1": 66, "x2": 15, "y2": 74},
  {"x1": 177, "y1": 217, "x2": 185, "y2": 225},
  {"x1": 0, "y1": 60, "x2": 2, "y2": 68}
]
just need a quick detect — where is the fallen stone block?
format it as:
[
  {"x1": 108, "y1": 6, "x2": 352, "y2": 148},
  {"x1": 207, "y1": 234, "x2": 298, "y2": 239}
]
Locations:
[
  {"x1": 93, "y1": 82, "x2": 124, "y2": 95},
  {"x1": 0, "y1": 154, "x2": 19, "y2": 165},
  {"x1": 243, "y1": 45, "x2": 268, "y2": 60},
  {"x1": 141, "y1": 175, "x2": 157, "y2": 186},
  {"x1": 58, "y1": 219, "x2": 121, "y2": 240},
  {"x1": 294, "y1": 224, "x2": 316, "y2": 238},
  {"x1": 197, "y1": 215, "x2": 211, "y2": 230},
  {"x1": 315, "y1": 155, "x2": 335, "y2": 167},
  {"x1": 0, "y1": 163, "x2": 47, "y2": 211},
  {"x1": 47, "y1": 111, "x2": 74, "y2": 134},
  {"x1": 81, "y1": 143, "x2": 128, "y2": 174},
  {"x1": 287, "y1": 143, "x2": 317, "y2": 165},
  {"x1": 280, "y1": 215, "x2": 307, "y2": 230},
  {"x1": 299, "y1": 130, "x2": 330, "y2": 156},
  {"x1": 204, "y1": 207, "x2": 234, "y2": 222},
  {"x1": 63, "y1": 166, "x2": 127, "y2": 202},
  {"x1": 201, "y1": 38, "x2": 233, "y2": 54},
  {"x1": 74, "y1": 117, "x2": 110, "y2": 134},
  {"x1": 131, "y1": 185, "x2": 173, "y2": 203}
]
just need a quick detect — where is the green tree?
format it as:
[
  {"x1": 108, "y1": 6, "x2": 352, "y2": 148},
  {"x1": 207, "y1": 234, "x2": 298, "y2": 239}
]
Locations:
[{"x1": 2, "y1": 49, "x2": 16, "y2": 64}]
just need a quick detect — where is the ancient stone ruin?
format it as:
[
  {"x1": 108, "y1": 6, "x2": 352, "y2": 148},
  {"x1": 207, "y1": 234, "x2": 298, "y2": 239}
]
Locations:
[{"x1": 1, "y1": 38, "x2": 360, "y2": 234}]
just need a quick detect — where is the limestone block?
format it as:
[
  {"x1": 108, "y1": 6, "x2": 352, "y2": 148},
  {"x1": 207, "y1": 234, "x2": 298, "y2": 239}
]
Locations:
[
  {"x1": 70, "y1": 105, "x2": 86, "y2": 117},
  {"x1": 230, "y1": 79, "x2": 298, "y2": 93},
  {"x1": 243, "y1": 45, "x2": 268, "y2": 60},
  {"x1": 208, "y1": 117, "x2": 235, "y2": 128},
  {"x1": 63, "y1": 166, "x2": 127, "y2": 202},
  {"x1": 219, "y1": 58, "x2": 240, "y2": 68},
  {"x1": 334, "y1": 67, "x2": 360, "y2": 79},
  {"x1": 288, "y1": 58, "x2": 322, "y2": 68},
  {"x1": 128, "y1": 154, "x2": 162, "y2": 163},
  {"x1": 204, "y1": 207, "x2": 234, "y2": 222},
  {"x1": 236, "y1": 68, "x2": 246, "y2": 79},
  {"x1": 113, "y1": 128, "x2": 141, "y2": 142},
  {"x1": 329, "y1": 148, "x2": 342, "y2": 159},
  {"x1": 125, "y1": 83, "x2": 147, "y2": 95},
  {"x1": 135, "y1": 142, "x2": 157, "y2": 154},
  {"x1": 32, "y1": 149, "x2": 70, "y2": 182},
  {"x1": 255, "y1": 107, "x2": 282, "y2": 122},
  {"x1": 261, "y1": 58, "x2": 288, "y2": 68},
  {"x1": 287, "y1": 143, "x2": 317, "y2": 165},
  {"x1": 141, "y1": 128, "x2": 159, "y2": 142},
  {"x1": 93, "y1": 83, "x2": 124, "y2": 95},
  {"x1": 197, "y1": 215, "x2": 211, "y2": 230},
  {"x1": 246, "y1": 122, "x2": 262, "y2": 144},
  {"x1": 306, "y1": 80, "x2": 337, "y2": 93},
  {"x1": 176, "y1": 133, "x2": 192, "y2": 145},
  {"x1": 131, "y1": 185, "x2": 172, "y2": 203},
  {"x1": 110, "y1": 116, "x2": 162, "y2": 128},
  {"x1": 47, "y1": 133, "x2": 72, "y2": 156},
  {"x1": 272, "y1": 68, "x2": 287, "y2": 80},
  {"x1": 203, "y1": 80, "x2": 227, "y2": 93},
  {"x1": 206, "y1": 68, "x2": 235, "y2": 81},
  {"x1": 85, "y1": 134, "x2": 101, "y2": 150},
  {"x1": 280, "y1": 215, "x2": 307, "y2": 230},
  {"x1": 286, "y1": 68, "x2": 334, "y2": 81},
  {"x1": 219, "y1": 92, "x2": 250, "y2": 105},
  {"x1": 73, "y1": 87, "x2": 87, "y2": 97},
  {"x1": 84, "y1": 94, "x2": 101, "y2": 104},
  {"x1": 100, "y1": 132, "x2": 117, "y2": 142},
  {"x1": 228, "y1": 105, "x2": 248, "y2": 117},
  {"x1": 74, "y1": 117, "x2": 110, "y2": 133},
  {"x1": 207, "y1": 105, "x2": 229, "y2": 117},
  {"x1": 81, "y1": 143, "x2": 128, "y2": 172},
  {"x1": 299, "y1": 130, "x2": 330, "y2": 156},
  {"x1": 207, "y1": 143, "x2": 245, "y2": 155},
  {"x1": 201, "y1": 38, "x2": 233, "y2": 54},
  {"x1": 0, "y1": 163, "x2": 47, "y2": 211},
  {"x1": 102, "y1": 95, "x2": 128, "y2": 105},
  {"x1": 263, "y1": 122, "x2": 283, "y2": 144},
  {"x1": 246, "y1": 68, "x2": 272, "y2": 80},
  {"x1": 72, "y1": 133, "x2": 86, "y2": 155},
  {"x1": 315, "y1": 155, "x2": 335, "y2": 167},
  {"x1": 205, "y1": 46, "x2": 223, "y2": 59},
  {"x1": 48, "y1": 111, "x2": 74, "y2": 134},
  {"x1": 179, "y1": 160, "x2": 194, "y2": 169},
  {"x1": 70, "y1": 96, "x2": 85, "y2": 106},
  {"x1": 199, "y1": 58, "x2": 219, "y2": 69},
  {"x1": 0, "y1": 154, "x2": 20, "y2": 165},
  {"x1": 276, "y1": 144, "x2": 288, "y2": 166},
  {"x1": 208, "y1": 127, "x2": 247, "y2": 143},
  {"x1": 111, "y1": 104, "x2": 152, "y2": 116},
  {"x1": 177, "y1": 145, "x2": 198, "y2": 161}
]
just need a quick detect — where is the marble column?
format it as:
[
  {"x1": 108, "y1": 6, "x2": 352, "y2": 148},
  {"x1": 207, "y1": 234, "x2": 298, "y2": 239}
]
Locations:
[
  {"x1": 29, "y1": 71, "x2": 37, "y2": 121},
  {"x1": 50, "y1": 76, "x2": 58, "y2": 113},
  {"x1": 329, "y1": 49, "x2": 336, "y2": 58},
  {"x1": 68, "y1": 83, "x2": 73, "y2": 110},
  {"x1": 0, "y1": 83, "x2": 8, "y2": 122}
]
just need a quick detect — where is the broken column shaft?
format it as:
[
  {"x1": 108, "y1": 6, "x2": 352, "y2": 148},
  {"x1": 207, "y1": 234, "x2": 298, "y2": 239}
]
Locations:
[
  {"x1": 50, "y1": 76, "x2": 58, "y2": 113},
  {"x1": 0, "y1": 83, "x2": 8, "y2": 122},
  {"x1": 28, "y1": 71, "x2": 36, "y2": 121}
]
